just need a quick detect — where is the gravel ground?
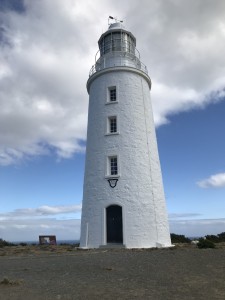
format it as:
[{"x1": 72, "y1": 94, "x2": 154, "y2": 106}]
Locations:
[{"x1": 0, "y1": 245, "x2": 225, "y2": 300}]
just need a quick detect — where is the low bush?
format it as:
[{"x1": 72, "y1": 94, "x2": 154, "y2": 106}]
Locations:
[
  {"x1": 205, "y1": 235, "x2": 220, "y2": 243},
  {"x1": 0, "y1": 239, "x2": 15, "y2": 248},
  {"x1": 205, "y1": 232, "x2": 225, "y2": 243},
  {"x1": 197, "y1": 238, "x2": 215, "y2": 249},
  {"x1": 218, "y1": 232, "x2": 225, "y2": 242},
  {"x1": 19, "y1": 242, "x2": 27, "y2": 246},
  {"x1": 170, "y1": 233, "x2": 191, "y2": 243}
]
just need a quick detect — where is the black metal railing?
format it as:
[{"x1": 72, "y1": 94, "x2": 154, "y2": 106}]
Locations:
[{"x1": 89, "y1": 51, "x2": 148, "y2": 77}]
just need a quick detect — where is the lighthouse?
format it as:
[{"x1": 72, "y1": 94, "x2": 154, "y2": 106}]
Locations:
[{"x1": 80, "y1": 19, "x2": 171, "y2": 248}]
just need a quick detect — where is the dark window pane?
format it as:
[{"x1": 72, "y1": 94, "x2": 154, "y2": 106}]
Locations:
[
  {"x1": 110, "y1": 117, "x2": 117, "y2": 133},
  {"x1": 110, "y1": 157, "x2": 118, "y2": 175},
  {"x1": 110, "y1": 88, "x2": 116, "y2": 101}
]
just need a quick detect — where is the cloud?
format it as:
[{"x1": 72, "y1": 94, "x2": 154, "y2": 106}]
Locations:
[
  {"x1": 0, "y1": 218, "x2": 81, "y2": 242},
  {"x1": 0, "y1": 0, "x2": 94, "y2": 165},
  {"x1": 1, "y1": 215, "x2": 225, "y2": 242},
  {"x1": 197, "y1": 173, "x2": 225, "y2": 188},
  {"x1": 126, "y1": 0, "x2": 225, "y2": 126},
  {"x1": 0, "y1": 204, "x2": 82, "y2": 219},
  {"x1": 0, "y1": 206, "x2": 224, "y2": 242},
  {"x1": 0, "y1": 204, "x2": 82, "y2": 241},
  {"x1": 169, "y1": 213, "x2": 202, "y2": 219},
  {"x1": 0, "y1": 0, "x2": 25, "y2": 13},
  {"x1": 169, "y1": 218, "x2": 225, "y2": 237},
  {"x1": 1, "y1": 0, "x2": 225, "y2": 165}
]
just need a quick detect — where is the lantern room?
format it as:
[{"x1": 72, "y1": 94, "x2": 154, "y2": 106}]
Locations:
[{"x1": 98, "y1": 22, "x2": 136, "y2": 56}]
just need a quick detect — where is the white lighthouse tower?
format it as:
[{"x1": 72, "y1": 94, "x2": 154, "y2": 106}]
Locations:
[{"x1": 80, "y1": 19, "x2": 171, "y2": 248}]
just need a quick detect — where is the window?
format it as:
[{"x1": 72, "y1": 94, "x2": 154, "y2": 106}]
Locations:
[
  {"x1": 110, "y1": 156, "x2": 118, "y2": 175},
  {"x1": 105, "y1": 116, "x2": 118, "y2": 136},
  {"x1": 109, "y1": 87, "x2": 116, "y2": 102},
  {"x1": 109, "y1": 116, "x2": 117, "y2": 133},
  {"x1": 107, "y1": 86, "x2": 118, "y2": 104},
  {"x1": 106, "y1": 155, "x2": 119, "y2": 178}
]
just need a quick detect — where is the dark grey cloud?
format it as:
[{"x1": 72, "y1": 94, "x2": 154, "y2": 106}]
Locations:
[{"x1": 0, "y1": 0, "x2": 25, "y2": 13}]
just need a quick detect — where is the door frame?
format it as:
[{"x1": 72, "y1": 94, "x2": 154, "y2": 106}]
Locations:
[{"x1": 103, "y1": 203, "x2": 125, "y2": 245}]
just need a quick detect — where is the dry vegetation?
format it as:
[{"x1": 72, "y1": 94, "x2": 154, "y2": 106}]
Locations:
[
  {"x1": 0, "y1": 243, "x2": 225, "y2": 299},
  {"x1": 0, "y1": 239, "x2": 225, "y2": 257},
  {"x1": 0, "y1": 244, "x2": 79, "y2": 257}
]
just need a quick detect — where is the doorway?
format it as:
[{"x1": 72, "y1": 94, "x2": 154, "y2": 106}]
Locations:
[{"x1": 106, "y1": 205, "x2": 123, "y2": 244}]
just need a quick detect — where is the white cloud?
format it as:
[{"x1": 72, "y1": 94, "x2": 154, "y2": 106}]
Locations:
[
  {"x1": 0, "y1": 204, "x2": 82, "y2": 219},
  {"x1": 1, "y1": 0, "x2": 225, "y2": 165},
  {"x1": 169, "y1": 213, "x2": 202, "y2": 219},
  {"x1": 0, "y1": 0, "x2": 95, "y2": 165},
  {"x1": 0, "y1": 204, "x2": 82, "y2": 241},
  {"x1": 197, "y1": 173, "x2": 225, "y2": 188},
  {"x1": 0, "y1": 218, "x2": 81, "y2": 242},
  {"x1": 125, "y1": 0, "x2": 225, "y2": 125},
  {"x1": 169, "y1": 218, "x2": 225, "y2": 237},
  {"x1": 1, "y1": 215, "x2": 225, "y2": 242}
]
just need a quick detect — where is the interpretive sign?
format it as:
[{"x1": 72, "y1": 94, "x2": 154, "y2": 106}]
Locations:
[{"x1": 39, "y1": 235, "x2": 57, "y2": 245}]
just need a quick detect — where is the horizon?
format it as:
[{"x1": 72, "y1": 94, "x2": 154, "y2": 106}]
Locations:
[{"x1": 3, "y1": 234, "x2": 221, "y2": 244}]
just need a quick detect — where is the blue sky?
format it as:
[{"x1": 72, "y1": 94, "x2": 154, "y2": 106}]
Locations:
[
  {"x1": 0, "y1": 0, "x2": 225, "y2": 241},
  {"x1": 159, "y1": 100, "x2": 225, "y2": 218}
]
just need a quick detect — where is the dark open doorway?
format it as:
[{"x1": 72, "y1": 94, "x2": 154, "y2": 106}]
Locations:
[{"x1": 106, "y1": 205, "x2": 123, "y2": 244}]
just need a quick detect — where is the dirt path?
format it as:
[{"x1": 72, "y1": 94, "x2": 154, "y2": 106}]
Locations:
[{"x1": 0, "y1": 246, "x2": 225, "y2": 299}]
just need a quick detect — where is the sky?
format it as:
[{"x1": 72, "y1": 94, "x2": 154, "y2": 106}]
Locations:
[{"x1": 0, "y1": 0, "x2": 225, "y2": 242}]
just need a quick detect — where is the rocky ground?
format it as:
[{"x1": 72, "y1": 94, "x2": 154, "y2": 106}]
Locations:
[{"x1": 0, "y1": 243, "x2": 225, "y2": 300}]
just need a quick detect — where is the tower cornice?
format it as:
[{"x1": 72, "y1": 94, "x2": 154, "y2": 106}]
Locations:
[{"x1": 87, "y1": 66, "x2": 151, "y2": 93}]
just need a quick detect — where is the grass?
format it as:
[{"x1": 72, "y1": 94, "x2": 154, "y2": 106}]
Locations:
[{"x1": 0, "y1": 277, "x2": 24, "y2": 286}]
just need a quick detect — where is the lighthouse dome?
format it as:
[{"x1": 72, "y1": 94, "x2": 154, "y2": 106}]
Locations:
[{"x1": 108, "y1": 22, "x2": 125, "y2": 30}]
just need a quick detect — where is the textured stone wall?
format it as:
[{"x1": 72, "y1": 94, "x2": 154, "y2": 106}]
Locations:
[{"x1": 80, "y1": 68, "x2": 171, "y2": 248}]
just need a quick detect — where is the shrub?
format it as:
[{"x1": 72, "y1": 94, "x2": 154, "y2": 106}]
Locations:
[
  {"x1": 197, "y1": 238, "x2": 215, "y2": 249},
  {"x1": 205, "y1": 235, "x2": 220, "y2": 243},
  {"x1": 19, "y1": 242, "x2": 27, "y2": 246},
  {"x1": 204, "y1": 232, "x2": 225, "y2": 243},
  {"x1": 170, "y1": 233, "x2": 191, "y2": 243},
  {"x1": 0, "y1": 239, "x2": 15, "y2": 248},
  {"x1": 218, "y1": 232, "x2": 225, "y2": 242}
]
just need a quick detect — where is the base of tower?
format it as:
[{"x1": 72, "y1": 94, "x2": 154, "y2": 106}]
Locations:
[
  {"x1": 79, "y1": 242, "x2": 173, "y2": 249},
  {"x1": 100, "y1": 243, "x2": 126, "y2": 249},
  {"x1": 155, "y1": 242, "x2": 173, "y2": 248}
]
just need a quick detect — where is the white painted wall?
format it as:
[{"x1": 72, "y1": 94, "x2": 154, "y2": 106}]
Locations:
[{"x1": 80, "y1": 66, "x2": 171, "y2": 248}]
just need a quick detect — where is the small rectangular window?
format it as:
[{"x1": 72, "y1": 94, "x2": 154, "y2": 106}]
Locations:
[
  {"x1": 109, "y1": 116, "x2": 117, "y2": 133},
  {"x1": 109, "y1": 87, "x2": 116, "y2": 102},
  {"x1": 110, "y1": 156, "x2": 118, "y2": 175}
]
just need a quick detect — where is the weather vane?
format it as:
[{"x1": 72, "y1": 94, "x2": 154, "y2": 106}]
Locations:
[{"x1": 108, "y1": 16, "x2": 123, "y2": 25}]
